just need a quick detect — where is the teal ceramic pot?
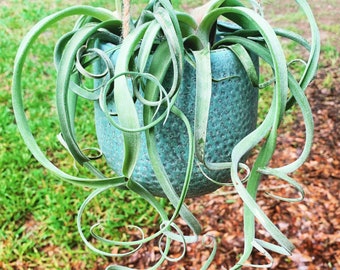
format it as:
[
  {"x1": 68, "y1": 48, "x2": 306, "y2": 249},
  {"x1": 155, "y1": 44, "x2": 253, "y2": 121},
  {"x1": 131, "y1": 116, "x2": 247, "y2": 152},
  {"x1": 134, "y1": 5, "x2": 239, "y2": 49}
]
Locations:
[{"x1": 94, "y1": 46, "x2": 258, "y2": 198}]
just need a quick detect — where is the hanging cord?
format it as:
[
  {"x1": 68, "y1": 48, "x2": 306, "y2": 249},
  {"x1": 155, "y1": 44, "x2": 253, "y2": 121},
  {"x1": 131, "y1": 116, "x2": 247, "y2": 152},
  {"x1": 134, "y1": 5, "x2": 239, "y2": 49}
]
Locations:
[{"x1": 122, "y1": 0, "x2": 131, "y2": 38}]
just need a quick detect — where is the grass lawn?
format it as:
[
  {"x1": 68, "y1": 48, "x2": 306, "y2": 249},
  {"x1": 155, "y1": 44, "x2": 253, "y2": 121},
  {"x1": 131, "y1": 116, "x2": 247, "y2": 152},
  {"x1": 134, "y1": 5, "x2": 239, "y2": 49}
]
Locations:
[
  {"x1": 0, "y1": 1, "x2": 202, "y2": 269},
  {"x1": 1, "y1": 0, "x2": 336, "y2": 269}
]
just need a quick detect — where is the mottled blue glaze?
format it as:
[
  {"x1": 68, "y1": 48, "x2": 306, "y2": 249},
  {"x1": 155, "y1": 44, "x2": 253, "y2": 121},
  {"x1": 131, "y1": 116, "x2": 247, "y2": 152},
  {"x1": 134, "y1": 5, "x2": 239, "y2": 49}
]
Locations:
[{"x1": 95, "y1": 47, "x2": 258, "y2": 197}]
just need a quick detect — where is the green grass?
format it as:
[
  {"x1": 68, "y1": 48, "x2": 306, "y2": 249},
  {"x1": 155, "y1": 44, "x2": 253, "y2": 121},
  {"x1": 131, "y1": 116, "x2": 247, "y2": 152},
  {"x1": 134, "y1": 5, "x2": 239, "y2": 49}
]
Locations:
[
  {"x1": 0, "y1": 0, "x2": 335, "y2": 269},
  {"x1": 0, "y1": 1, "x2": 200, "y2": 268}
]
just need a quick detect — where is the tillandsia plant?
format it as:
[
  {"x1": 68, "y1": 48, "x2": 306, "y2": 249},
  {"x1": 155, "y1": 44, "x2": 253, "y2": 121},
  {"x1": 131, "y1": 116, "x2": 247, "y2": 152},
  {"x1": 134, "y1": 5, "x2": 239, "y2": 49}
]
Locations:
[{"x1": 12, "y1": 0, "x2": 320, "y2": 268}]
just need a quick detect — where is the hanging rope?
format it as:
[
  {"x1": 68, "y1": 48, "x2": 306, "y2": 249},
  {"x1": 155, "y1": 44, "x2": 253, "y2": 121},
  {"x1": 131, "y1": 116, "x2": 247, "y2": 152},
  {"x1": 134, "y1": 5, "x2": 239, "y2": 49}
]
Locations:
[{"x1": 122, "y1": 0, "x2": 130, "y2": 38}]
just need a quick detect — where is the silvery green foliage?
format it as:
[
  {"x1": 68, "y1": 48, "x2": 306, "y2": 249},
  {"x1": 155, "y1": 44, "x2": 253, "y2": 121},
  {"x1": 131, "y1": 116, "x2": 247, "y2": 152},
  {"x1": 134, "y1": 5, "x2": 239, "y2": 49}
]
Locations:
[{"x1": 12, "y1": 0, "x2": 320, "y2": 268}]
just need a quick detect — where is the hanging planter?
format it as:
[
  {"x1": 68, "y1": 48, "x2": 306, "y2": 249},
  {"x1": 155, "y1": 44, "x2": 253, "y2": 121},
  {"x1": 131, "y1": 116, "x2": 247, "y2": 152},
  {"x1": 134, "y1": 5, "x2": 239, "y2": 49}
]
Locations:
[
  {"x1": 12, "y1": 0, "x2": 320, "y2": 269},
  {"x1": 95, "y1": 42, "x2": 259, "y2": 198}
]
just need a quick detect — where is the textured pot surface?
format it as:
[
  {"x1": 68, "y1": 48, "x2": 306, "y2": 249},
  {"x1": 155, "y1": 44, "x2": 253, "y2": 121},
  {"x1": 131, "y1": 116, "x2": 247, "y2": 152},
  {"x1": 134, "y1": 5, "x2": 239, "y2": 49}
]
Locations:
[{"x1": 95, "y1": 48, "x2": 258, "y2": 197}]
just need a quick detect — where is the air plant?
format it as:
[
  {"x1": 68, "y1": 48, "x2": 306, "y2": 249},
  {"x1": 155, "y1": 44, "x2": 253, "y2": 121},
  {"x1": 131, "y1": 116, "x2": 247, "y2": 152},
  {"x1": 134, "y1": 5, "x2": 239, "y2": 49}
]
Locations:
[{"x1": 12, "y1": 0, "x2": 320, "y2": 268}]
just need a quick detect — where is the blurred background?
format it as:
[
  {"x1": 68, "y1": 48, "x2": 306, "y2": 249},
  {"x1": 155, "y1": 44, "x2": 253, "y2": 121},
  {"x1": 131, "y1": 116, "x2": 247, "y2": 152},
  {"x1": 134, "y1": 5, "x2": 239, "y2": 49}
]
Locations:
[{"x1": 0, "y1": 0, "x2": 339, "y2": 269}]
